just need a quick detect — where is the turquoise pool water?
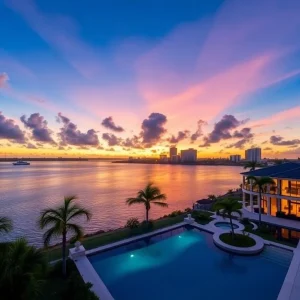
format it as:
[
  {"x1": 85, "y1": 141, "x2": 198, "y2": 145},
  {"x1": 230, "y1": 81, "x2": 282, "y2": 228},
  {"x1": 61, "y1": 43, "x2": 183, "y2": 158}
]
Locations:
[
  {"x1": 215, "y1": 222, "x2": 239, "y2": 229},
  {"x1": 89, "y1": 227, "x2": 292, "y2": 300}
]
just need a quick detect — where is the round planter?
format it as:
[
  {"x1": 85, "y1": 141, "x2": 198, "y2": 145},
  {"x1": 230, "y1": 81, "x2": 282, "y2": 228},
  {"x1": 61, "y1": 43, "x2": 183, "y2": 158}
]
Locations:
[{"x1": 213, "y1": 231, "x2": 264, "y2": 255}]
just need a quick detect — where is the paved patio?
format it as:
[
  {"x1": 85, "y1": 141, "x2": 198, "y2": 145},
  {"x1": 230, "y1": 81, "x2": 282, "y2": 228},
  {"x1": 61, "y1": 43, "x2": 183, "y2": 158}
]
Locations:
[{"x1": 242, "y1": 208, "x2": 300, "y2": 231}]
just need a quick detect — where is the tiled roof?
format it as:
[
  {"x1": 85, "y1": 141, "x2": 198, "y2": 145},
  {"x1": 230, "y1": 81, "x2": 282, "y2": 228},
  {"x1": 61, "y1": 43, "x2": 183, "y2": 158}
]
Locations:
[{"x1": 241, "y1": 162, "x2": 300, "y2": 180}]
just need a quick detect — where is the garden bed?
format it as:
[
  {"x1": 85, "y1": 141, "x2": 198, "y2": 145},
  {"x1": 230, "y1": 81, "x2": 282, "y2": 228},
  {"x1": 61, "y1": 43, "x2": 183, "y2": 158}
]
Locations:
[{"x1": 219, "y1": 233, "x2": 256, "y2": 247}]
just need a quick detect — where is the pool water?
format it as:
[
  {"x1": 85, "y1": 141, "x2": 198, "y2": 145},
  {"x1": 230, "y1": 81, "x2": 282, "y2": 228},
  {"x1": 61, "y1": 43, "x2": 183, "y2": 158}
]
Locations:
[
  {"x1": 89, "y1": 227, "x2": 292, "y2": 300},
  {"x1": 215, "y1": 222, "x2": 239, "y2": 229}
]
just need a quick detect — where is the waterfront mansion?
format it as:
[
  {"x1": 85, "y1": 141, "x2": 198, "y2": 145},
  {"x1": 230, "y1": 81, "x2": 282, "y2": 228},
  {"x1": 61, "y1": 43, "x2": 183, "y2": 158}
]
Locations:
[{"x1": 241, "y1": 162, "x2": 300, "y2": 218}]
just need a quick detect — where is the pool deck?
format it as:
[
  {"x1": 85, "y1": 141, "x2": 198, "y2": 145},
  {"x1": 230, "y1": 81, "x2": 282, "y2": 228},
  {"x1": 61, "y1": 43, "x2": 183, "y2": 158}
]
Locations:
[
  {"x1": 70, "y1": 217, "x2": 298, "y2": 300},
  {"x1": 242, "y1": 208, "x2": 300, "y2": 231},
  {"x1": 278, "y1": 241, "x2": 300, "y2": 300}
]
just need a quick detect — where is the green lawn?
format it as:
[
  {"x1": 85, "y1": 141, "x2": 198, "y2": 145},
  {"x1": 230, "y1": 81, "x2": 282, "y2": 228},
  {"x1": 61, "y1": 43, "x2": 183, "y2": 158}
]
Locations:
[
  {"x1": 44, "y1": 215, "x2": 185, "y2": 262},
  {"x1": 220, "y1": 233, "x2": 256, "y2": 247}
]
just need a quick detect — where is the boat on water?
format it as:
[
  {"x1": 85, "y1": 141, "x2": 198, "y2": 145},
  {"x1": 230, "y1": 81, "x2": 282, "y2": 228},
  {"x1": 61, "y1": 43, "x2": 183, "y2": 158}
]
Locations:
[{"x1": 12, "y1": 160, "x2": 30, "y2": 166}]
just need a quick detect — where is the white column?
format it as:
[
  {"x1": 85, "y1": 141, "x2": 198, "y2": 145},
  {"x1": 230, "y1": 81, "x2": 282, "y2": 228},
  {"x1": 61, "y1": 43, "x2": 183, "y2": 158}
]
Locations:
[
  {"x1": 267, "y1": 196, "x2": 271, "y2": 215},
  {"x1": 250, "y1": 193, "x2": 254, "y2": 212},
  {"x1": 242, "y1": 192, "x2": 246, "y2": 208}
]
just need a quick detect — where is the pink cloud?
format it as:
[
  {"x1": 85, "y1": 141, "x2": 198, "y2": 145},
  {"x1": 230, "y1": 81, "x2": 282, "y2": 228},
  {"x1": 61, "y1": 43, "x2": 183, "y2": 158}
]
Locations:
[
  {"x1": 5, "y1": 0, "x2": 102, "y2": 79},
  {"x1": 0, "y1": 73, "x2": 9, "y2": 88}
]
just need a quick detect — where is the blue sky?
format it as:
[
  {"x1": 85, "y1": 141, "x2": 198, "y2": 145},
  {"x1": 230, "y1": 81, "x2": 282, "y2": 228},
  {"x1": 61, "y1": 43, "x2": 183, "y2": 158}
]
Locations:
[{"x1": 0, "y1": 0, "x2": 300, "y2": 158}]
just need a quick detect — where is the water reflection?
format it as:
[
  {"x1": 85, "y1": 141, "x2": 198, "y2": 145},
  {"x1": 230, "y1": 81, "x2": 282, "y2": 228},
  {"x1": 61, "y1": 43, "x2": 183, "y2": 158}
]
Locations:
[{"x1": 0, "y1": 161, "x2": 242, "y2": 246}]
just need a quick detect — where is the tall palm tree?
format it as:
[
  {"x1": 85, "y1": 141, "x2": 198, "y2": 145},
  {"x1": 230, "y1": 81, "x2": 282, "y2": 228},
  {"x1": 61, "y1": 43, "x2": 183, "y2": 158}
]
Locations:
[
  {"x1": 0, "y1": 216, "x2": 13, "y2": 234},
  {"x1": 244, "y1": 161, "x2": 259, "y2": 171},
  {"x1": 246, "y1": 176, "x2": 275, "y2": 227},
  {"x1": 126, "y1": 183, "x2": 168, "y2": 222},
  {"x1": 0, "y1": 238, "x2": 47, "y2": 299},
  {"x1": 38, "y1": 195, "x2": 92, "y2": 277},
  {"x1": 214, "y1": 198, "x2": 242, "y2": 238}
]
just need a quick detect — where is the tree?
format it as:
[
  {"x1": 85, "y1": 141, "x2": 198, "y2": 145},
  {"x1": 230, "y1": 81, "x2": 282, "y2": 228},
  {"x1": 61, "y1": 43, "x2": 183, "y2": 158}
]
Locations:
[
  {"x1": 0, "y1": 238, "x2": 47, "y2": 299},
  {"x1": 207, "y1": 194, "x2": 217, "y2": 200},
  {"x1": 0, "y1": 216, "x2": 13, "y2": 234},
  {"x1": 244, "y1": 161, "x2": 259, "y2": 171},
  {"x1": 126, "y1": 183, "x2": 168, "y2": 222},
  {"x1": 246, "y1": 176, "x2": 275, "y2": 227},
  {"x1": 214, "y1": 198, "x2": 242, "y2": 238},
  {"x1": 38, "y1": 195, "x2": 92, "y2": 277}
]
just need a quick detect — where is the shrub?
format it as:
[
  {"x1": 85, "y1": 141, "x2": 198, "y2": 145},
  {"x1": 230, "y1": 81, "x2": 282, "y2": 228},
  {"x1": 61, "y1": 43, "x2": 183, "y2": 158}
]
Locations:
[
  {"x1": 184, "y1": 207, "x2": 192, "y2": 213},
  {"x1": 241, "y1": 217, "x2": 250, "y2": 225},
  {"x1": 141, "y1": 220, "x2": 154, "y2": 231},
  {"x1": 63, "y1": 272, "x2": 99, "y2": 300},
  {"x1": 169, "y1": 210, "x2": 182, "y2": 217},
  {"x1": 125, "y1": 218, "x2": 140, "y2": 229}
]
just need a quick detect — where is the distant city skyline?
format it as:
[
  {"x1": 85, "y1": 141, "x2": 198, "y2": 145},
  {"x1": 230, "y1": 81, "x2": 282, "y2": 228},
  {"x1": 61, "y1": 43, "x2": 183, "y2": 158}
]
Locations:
[{"x1": 1, "y1": 0, "x2": 300, "y2": 159}]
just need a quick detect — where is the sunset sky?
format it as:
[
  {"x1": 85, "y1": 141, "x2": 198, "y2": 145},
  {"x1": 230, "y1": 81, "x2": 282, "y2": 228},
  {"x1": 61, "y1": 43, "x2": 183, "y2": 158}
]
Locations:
[{"x1": 1, "y1": 0, "x2": 300, "y2": 159}]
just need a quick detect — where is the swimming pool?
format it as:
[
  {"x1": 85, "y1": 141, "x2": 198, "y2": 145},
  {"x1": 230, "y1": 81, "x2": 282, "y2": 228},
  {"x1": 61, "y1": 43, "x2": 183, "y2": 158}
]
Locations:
[
  {"x1": 215, "y1": 222, "x2": 239, "y2": 229},
  {"x1": 89, "y1": 226, "x2": 292, "y2": 300}
]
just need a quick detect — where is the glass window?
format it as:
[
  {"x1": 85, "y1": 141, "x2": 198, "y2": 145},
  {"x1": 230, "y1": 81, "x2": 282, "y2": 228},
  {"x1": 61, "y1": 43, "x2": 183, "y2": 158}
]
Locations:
[{"x1": 281, "y1": 180, "x2": 290, "y2": 196}]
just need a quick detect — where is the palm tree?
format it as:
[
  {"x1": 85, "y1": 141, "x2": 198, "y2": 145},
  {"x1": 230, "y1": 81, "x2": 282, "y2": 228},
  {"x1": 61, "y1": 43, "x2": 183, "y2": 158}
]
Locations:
[
  {"x1": 0, "y1": 216, "x2": 13, "y2": 234},
  {"x1": 126, "y1": 183, "x2": 168, "y2": 222},
  {"x1": 0, "y1": 238, "x2": 47, "y2": 299},
  {"x1": 246, "y1": 176, "x2": 275, "y2": 227},
  {"x1": 38, "y1": 195, "x2": 92, "y2": 277},
  {"x1": 214, "y1": 198, "x2": 242, "y2": 238},
  {"x1": 244, "y1": 161, "x2": 259, "y2": 171},
  {"x1": 207, "y1": 194, "x2": 217, "y2": 201}
]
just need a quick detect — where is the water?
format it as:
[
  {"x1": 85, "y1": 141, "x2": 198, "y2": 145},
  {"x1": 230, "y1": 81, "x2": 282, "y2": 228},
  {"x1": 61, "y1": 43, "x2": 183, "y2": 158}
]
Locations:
[
  {"x1": 0, "y1": 161, "x2": 242, "y2": 246},
  {"x1": 89, "y1": 227, "x2": 291, "y2": 300},
  {"x1": 215, "y1": 222, "x2": 239, "y2": 229}
]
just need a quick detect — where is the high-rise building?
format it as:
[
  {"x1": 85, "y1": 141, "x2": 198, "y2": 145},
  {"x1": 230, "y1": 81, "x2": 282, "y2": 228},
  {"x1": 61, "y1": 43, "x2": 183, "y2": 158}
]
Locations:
[
  {"x1": 159, "y1": 154, "x2": 168, "y2": 162},
  {"x1": 245, "y1": 148, "x2": 261, "y2": 162},
  {"x1": 229, "y1": 155, "x2": 241, "y2": 162},
  {"x1": 169, "y1": 147, "x2": 177, "y2": 159},
  {"x1": 181, "y1": 148, "x2": 197, "y2": 162}
]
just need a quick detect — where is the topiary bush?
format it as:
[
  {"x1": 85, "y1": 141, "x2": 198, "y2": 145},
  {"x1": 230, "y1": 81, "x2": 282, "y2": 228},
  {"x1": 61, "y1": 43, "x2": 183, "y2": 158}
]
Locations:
[{"x1": 125, "y1": 218, "x2": 140, "y2": 229}]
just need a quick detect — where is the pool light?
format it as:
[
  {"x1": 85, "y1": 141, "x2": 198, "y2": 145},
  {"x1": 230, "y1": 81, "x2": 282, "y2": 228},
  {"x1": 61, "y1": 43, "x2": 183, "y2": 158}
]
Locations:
[
  {"x1": 130, "y1": 254, "x2": 134, "y2": 258},
  {"x1": 179, "y1": 235, "x2": 182, "y2": 238}
]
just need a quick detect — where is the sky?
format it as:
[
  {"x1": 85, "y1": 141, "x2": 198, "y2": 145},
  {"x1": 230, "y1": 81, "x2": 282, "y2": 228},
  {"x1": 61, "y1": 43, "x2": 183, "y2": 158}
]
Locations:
[{"x1": 1, "y1": 0, "x2": 300, "y2": 159}]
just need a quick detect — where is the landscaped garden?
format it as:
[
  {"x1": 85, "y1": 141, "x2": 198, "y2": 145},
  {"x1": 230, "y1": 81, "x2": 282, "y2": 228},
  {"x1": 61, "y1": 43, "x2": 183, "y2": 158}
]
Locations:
[{"x1": 219, "y1": 233, "x2": 256, "y2": 247}]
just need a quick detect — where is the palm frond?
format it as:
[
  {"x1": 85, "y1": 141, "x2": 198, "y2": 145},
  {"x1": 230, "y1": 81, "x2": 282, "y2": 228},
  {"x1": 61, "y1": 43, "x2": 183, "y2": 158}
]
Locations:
[
  {"x1": 152, "y1": 201, "x2": 168, "y2": 207},
  {"x1": 42, "y1": 224, "x2": 61, "y2": 247},
  {"x1": 67, "y1": 205, "x2": 92, "y2": 221},
  {"x1": 0, "y1": 216, "x2": 13, "y2": 233},
  {"x1": 150, "y1": 193, "x2": 167, "y2": 201},
  {"x1": 38, "y1": 209, "x2": 63, "y2": 229},
  {"x1": 126, "y1": 197, "x2": 146, "y2": 205},
  {"x1": 66, "y1": 223, "x2": 84, "y2": 241}
]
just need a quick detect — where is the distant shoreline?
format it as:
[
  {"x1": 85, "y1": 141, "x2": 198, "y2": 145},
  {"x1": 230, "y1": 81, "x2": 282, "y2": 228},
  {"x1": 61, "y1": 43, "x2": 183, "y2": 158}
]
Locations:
[{"x1": 113, "y1": 160, "x2": 244, "y2": 167}]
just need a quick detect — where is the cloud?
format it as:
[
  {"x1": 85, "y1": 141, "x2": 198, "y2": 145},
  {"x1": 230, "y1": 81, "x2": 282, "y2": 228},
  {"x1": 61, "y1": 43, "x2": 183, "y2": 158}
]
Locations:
[
  {"x1": 270, "y1": 135, "x2": 300, "y2": 146},
  {"x1": 0, "y1": 111, "x2": 26, "y2": 143},
  {"x1": 0, "y1": 73, "x2": 9, "y2": 88},
  {"x1": 122, "y1": 135, "x2": 143, "y2": 149},
  {"x1": 57, "y1": 113, "x2": 99, "y2": 146},
  {"x1": 141, "y1": 113, "x2": 167, "y2": 146},
  {"x1": 26, "y1": 142, "x2": 37, "y2": 149},
  {"x1": 264, "y1": 147, "x2": 273, "y2": 151},
  {"x1": 20, "y1": 113, "x2": 56, "y2": 144},
  {"x1": 201, "y1": 115, "x2": 247, "y2": 147},
  {"x1": 168, "y1": 130, "x2": 190, "y2": 144},
  {"x1": 226, "y1": 127, "x2": 254, "y2": 149},
  {"x1": 101, "y1": 116, "x2": 124, "y2": 132},
  {"x1": 191, "y1": 120, "x2": 206, "y2": 142},
  {"x1": 102, "y1": 133, "x2": 122, "y2": 146}
]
